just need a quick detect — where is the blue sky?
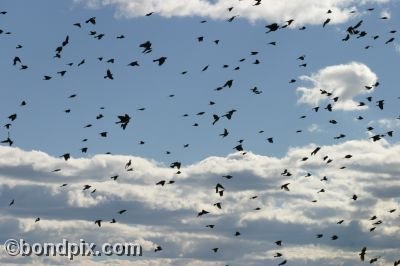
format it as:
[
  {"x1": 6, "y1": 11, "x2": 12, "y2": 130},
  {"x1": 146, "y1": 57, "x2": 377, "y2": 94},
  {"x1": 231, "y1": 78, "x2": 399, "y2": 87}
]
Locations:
[{"x1": 1, "y1": 0, "x2": 400, "y2": 265}]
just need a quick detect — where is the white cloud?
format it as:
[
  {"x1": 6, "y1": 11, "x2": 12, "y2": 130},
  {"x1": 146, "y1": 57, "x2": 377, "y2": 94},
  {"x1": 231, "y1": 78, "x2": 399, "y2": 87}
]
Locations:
[
  {"x1": 296, "y1": 62, "x2": 378, "y2": 111},
  {"x1": 380, "y1": 8, "x2": 391, "y2": 19},
  {"x1": 307, "y1": 124, "x2": 323, "y2": 133},
  {"x1": 394, "y1": 43, "x2": 400, "y2": 55},
  {"x1": 1, "y1": 140, "x2": 400, "y2": 265},
  {"x1": 371, "y1": 118, "x2": 400, "y2": 130},
  {"x1": 74, "y1": 0, "x2": 392, "y2": 25}
]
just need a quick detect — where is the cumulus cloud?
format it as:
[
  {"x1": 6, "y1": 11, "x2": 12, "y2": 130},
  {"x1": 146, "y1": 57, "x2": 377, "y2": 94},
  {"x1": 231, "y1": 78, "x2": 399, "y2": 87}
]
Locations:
[
  {"x1": 370, "y1": 118, "x2": 400, "y2": 130},
  {"x1": 1, "y1": 140, "x2": 400, "y2": 265},
  {"x1": 296, "y1": 62, "x2": 378, "y2": 111},
  {"x1": 307, "y1": 124, "x2": 323, "y2": 133},
  {"x1": 380, "y1": 8, "x2": 391, "y2": 19},
  {"x1": 394, "y1": 43, "x2": 400, "y2": 55},
  {"x1": 74, "y1": 0, "x2": 392, "y2": 25}
]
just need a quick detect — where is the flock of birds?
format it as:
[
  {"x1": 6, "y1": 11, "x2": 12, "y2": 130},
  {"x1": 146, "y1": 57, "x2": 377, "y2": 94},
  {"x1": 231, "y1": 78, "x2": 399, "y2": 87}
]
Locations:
[{"x1": 1, "y1": 1, "x2": 400, "y2": 265}]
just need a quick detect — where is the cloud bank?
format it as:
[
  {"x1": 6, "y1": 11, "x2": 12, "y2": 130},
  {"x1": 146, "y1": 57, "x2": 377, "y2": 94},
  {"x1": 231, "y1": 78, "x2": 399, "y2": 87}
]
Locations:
[
  {"x1": 296, "y1": 62, "x2": 378, "y2": 111},
  {"x1": 1, "y1": 140, "x2": 400, "y2": 265},
  {"x1": 74, "y1": 0, "x2": 392, "y2": 25}
]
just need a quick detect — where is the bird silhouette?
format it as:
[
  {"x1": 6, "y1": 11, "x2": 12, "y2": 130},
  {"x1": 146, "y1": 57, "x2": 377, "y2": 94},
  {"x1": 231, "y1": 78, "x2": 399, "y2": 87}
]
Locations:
[
  {"x1": 197, "y1": 210, "x2": 209, "y2": 216},
  {"x1": 323, "y1": 18, "x2": 331, "y2": 27},
  {"x1": 220, "y1": 128, "x2": 229, "y2": 138},
  {"x1": 266, "y1": 23, "x2": 279, "y2": 33},
  {"x1": 139, "y1": 41, "x2": 152, "y2": 53},
  {"x1": 104, "y1": 69, "x2": 114, "y2": 79},
  {"x1": 281, "y1": 183, "x2": 290, "y2": 191},
  {"x1": 116, "y1": 114, "x2": 131, "y2": 130},
  {"x1": 153, "y1": 57, "x2": 167, "y2": 66}
]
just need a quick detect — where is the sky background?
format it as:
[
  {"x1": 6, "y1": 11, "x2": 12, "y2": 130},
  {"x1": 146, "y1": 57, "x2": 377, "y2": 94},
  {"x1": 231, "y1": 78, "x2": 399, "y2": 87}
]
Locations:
[{"x1": 1, "y1": 0, "x2": 400, "y2": 265}]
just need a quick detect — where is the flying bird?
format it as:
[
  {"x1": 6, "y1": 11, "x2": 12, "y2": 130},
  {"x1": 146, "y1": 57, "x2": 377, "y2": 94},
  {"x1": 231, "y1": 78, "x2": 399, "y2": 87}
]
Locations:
[
  {"x1": 153, "y1": 57, "x2": 167, "y2": 66},
  {"x1": 104, "y1": 69, "x2": 114, "y2": 79}
]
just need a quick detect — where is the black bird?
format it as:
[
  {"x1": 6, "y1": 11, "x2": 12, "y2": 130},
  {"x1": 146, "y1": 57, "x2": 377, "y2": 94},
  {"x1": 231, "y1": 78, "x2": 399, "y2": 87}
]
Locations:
[
  {"x1": 201, "y1": 65, "x2": 209, "y2": 71},
  {"x1": 233, "y1": 144, "x2": 243, "y2": 151},
  {"x1": 9, "y1": 199, "x2": 14, "y2": 206},
  {"x1": 104, "y1": 69, "x2": 114, "y2": 79},
  {"x1": 85, "y1": 17, "x2": 96, "y2": 24},
  {"x1": 139, "y1": 41, "x2": 152, "y2": 53},
  {"x1": 156, "y1": 180, "x2": 166, "y2": 186},
  {"x1": 214, "y1": 202, "x2": 222, "y2": 209},
  {"x1": 153, "y1": 57, "x2": 167, "y2": 66},
  {"x1": 223, "y1": 109, "x2": 236, "y2": 120},
  {"x1": 323, "y1": 18, "x2": 331, "y2": 27},
  {"x1": 60, "y1": 153, "x2": 70, "y2": 161},
  {"x1": 170, "y1": 162, "x2": 181, "y2": 169},
  {"x1": 370, "y1": 135, "x2": 382, "y2": 142},
  {"x1": 220, "y1": 128, "x2": 229, "y2": 138},
  {"x1": 281, "y1": 183, "x2": 290, "y2": 191},
  {"x1": 116, "y1": 114, "x2": 131, "y2": 130},
  {"x1": 197, "y1": 210, "x2": 209, "y2": 216},
  {"x1": 125, "y1": 159, "x2": 132, "y2": 169},
  {"x1": 1, "y1": 133, "x2": 14, "y2": 146},
  {"x1": 223, "y1": 79, "x2": 233, "y2": 88},
  {"x1": 311, "y1": 147, "x2": 321, "y2": 155},
  {"x1": 376, "y1": 100, "x2": 384, "y2": 110},
  {"x1": 385, "y1": 37, "x2": 395, "y2": 44},
  {"x1": 83, "y1": 185, "x2": 91, "y2": 191},
  {"x1": 57, "y1": 70, "x2": 67, "y2": 76},
  {"x1": 8, "y1": 113, "x2": 17, "y2": 121},
  {"x1": 13, "y1": 56, "x2": 21, "y2": 65},
  {"x1": 215, "y1": 183, "x2": 224, "y2": 194},
  {"x1": 278, "y1": 260, "x2": 287, "y2": 266},
  {"x1": 342, "y1": 34, "x2": 350, "y2": 41},
  {"x1": 370, "y1": 257, "x2": 379, "y2": 263},
  {"x1": 62, "y1": 35, "x2": 69, "y2": 46},
  {"x1": 266, "y1": 23, "x2": 279, "y2": 33},
  {"x1": 128, "y1": 61, "x2": 140, "y2": 67},
  {"x1": 118, "y1": 210, "x2": 127, "y2": 214},
  {"x1": 227, "y1": 15, "x2": 238, "y2": 22},
  {"x1": 35, "y1": 217, "x2": 40, "y2": 223},
  {"x1": 212, "y1": 114, "x2": 220, "y2": 125},
  {"x1": 95, "y1": 220, "x2": 102, "y2": 227}
]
